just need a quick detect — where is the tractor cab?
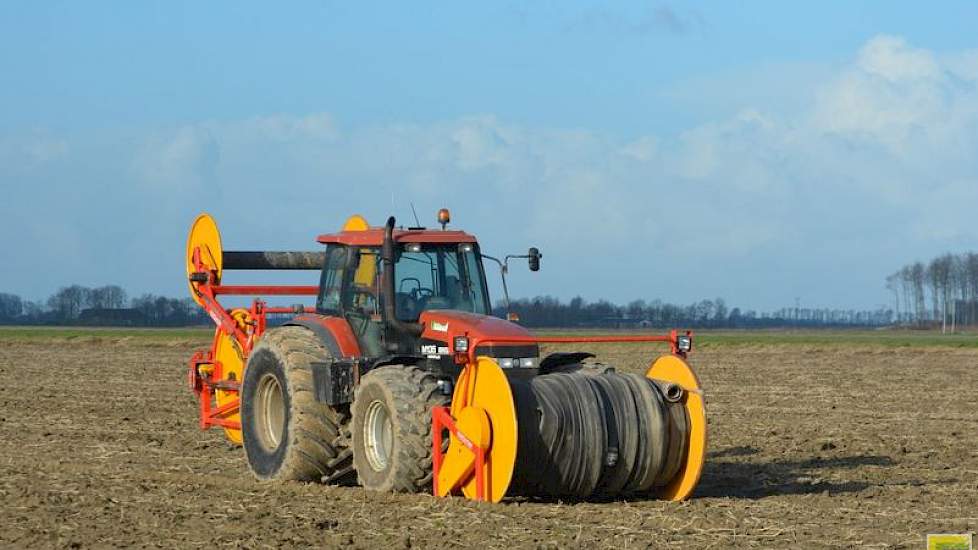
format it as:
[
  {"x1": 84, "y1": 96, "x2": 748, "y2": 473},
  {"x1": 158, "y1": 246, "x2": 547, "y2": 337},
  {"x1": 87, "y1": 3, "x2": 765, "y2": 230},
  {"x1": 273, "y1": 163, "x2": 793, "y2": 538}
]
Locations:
[
  {"x1": 313, "y1": 214, "x2": 545, "y2": 372},
  {"x1": 315, "y1": 215, "x2": 494, "y2": 358}
]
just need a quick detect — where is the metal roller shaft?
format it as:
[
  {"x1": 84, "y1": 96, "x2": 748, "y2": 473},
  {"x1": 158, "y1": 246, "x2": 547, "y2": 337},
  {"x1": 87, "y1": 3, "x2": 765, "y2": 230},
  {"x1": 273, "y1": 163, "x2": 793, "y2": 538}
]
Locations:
[{"x1": 223, "y1": 251, "x2": 325, "y2": 270}]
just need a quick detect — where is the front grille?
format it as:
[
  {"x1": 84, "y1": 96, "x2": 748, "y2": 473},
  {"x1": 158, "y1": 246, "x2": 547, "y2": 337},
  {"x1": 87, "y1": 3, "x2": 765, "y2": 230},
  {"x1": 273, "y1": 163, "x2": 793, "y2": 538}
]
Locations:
[{"x1": 473, "y1": 344, "x2": 539, "y2": 358}]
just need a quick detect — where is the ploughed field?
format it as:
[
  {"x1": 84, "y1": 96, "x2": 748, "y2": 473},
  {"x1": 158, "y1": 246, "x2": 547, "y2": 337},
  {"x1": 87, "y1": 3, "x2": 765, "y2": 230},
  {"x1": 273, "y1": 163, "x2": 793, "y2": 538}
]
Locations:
[{"x1": 0, "y1": 328, "x2": 976, "y2": 549}]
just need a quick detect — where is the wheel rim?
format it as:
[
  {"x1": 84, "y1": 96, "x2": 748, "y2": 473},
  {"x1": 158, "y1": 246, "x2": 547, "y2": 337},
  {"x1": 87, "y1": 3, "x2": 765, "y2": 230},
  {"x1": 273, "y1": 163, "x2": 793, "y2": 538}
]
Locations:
[
  {"x1": 255, "y1": 373, "x2": 286, "y2": 452},
  {"x1": 363, "y1": 400, "x2": 393, "y2": 471}
]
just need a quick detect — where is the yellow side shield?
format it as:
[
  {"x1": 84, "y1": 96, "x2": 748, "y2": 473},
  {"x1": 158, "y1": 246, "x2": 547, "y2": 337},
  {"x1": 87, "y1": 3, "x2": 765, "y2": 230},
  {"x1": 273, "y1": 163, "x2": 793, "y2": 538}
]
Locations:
[{"x1": 647, "y1": 354, "x2": 707, "y2": 501}]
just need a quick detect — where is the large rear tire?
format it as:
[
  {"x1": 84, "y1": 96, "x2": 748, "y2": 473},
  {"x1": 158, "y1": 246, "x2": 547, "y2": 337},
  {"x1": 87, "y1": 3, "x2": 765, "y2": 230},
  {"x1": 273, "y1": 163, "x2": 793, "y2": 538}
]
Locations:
[
  {"x1": 240, "y1": 326, "x2": 354, "y2": 483},
  {"x1": 351, "y1": 365, "x2": 448, "y2": 493}
]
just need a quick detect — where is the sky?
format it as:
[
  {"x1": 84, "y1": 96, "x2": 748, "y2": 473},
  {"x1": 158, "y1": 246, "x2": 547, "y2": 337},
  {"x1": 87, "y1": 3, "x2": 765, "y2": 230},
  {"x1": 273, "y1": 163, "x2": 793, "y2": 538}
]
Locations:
[{"x1": 2, "y1": 1, "x2": 978, "y2": 311}]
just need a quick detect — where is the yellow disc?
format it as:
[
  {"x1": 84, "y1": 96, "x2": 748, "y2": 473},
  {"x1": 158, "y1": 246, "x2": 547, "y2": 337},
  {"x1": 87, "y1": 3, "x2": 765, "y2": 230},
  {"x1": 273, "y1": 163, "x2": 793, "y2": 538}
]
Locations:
[
  {"x1": 213, "y1": 327, "x2": 244, "y2": 444},
  {"x1": 186, "y1": 213, "x2": 223, "y2": 306},
  {"x1": 448, "y1": 357, "x2": 518, "y2": 502},
  {"x1": 342, "y1": 214, "x2": 369, "y2": 231},
  {"x1": 646, "y1": 354, "x2": 707, "y2": 501}
]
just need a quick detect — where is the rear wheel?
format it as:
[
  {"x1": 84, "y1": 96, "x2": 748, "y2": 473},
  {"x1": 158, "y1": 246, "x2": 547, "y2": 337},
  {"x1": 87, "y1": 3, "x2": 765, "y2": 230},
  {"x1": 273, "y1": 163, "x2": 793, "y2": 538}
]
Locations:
[
  {"x1": 240, "y1": 326, "x2": 354, "y2": 483},
  {"x1": 351, "y1": 365, "x2": 448, "y2": 493}
]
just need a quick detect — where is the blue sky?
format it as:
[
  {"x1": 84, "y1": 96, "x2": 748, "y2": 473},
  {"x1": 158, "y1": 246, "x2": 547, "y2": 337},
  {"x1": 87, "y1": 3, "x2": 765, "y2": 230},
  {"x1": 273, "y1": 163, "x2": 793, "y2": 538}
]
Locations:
[{"x1": 3, "y1": 2, "x2": 978, "y2": 311}]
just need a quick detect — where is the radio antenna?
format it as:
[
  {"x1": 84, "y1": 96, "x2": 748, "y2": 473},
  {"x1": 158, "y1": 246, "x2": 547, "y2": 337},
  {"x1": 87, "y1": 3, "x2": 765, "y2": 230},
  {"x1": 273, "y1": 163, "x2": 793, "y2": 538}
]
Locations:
[{"x1": 410, "y1": 202, "x2": 422, "y2": 227}]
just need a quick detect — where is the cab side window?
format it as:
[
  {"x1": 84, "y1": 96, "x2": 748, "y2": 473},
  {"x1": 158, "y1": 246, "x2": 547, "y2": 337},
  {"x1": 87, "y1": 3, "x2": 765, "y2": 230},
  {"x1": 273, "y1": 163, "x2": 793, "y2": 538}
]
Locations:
[
  {"x1": 345, "y1": 248, "x2": 381, "y2": 315},
  {"x1": 317, "y1": 246, "x2": 348, "y2": 314}
]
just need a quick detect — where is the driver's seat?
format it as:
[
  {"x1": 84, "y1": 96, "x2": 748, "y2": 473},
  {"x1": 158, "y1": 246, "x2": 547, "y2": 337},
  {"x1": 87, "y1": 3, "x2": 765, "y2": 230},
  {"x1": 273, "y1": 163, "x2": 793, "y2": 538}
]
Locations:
[
  {"x1": 444, "y1": 275, "x2": 473, "y2": 312},
  {"x1": 395, "y1": 292, "x2": 419, "y2": 321}
]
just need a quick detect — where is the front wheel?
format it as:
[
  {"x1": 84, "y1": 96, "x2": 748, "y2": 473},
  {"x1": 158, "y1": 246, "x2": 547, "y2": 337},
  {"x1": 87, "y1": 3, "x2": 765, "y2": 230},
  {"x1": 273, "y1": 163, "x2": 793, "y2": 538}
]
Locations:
[{"x1": 351, "y1": 365, "x2": 448, "y2": 493}]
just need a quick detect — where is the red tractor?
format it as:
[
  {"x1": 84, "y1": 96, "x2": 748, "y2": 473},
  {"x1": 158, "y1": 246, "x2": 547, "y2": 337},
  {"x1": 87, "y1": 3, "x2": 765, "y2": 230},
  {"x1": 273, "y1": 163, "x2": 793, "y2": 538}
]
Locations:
[{"x1": 186, "y1": 210, "x2": 705, "y2": 502}]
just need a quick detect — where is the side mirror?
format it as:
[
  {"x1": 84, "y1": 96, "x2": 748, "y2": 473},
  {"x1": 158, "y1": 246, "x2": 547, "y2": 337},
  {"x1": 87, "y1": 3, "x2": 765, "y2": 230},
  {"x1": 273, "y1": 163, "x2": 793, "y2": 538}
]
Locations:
[{"x1": 528, "y1": 247, "x2": 541, "y2": 271}]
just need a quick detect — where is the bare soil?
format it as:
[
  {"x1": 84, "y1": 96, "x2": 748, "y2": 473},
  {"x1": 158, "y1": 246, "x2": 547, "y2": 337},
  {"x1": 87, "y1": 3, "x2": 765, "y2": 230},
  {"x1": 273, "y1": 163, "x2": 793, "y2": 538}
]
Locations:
[{"x1": 0, "y1": 336, "x2": 976, "y2": 548}]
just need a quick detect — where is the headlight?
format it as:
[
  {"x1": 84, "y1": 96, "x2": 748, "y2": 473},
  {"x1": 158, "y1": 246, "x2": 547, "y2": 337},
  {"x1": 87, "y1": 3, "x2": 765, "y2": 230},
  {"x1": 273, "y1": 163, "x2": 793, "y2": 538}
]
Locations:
[
  {"x1": 677, "y1": 334, "x2": 692, "y2": 353},
  {"x1": 497, "y1": 357, "x2": 537, "y2": 369},
  {"x1": 453, "y1": 336, "x2": 469, "y2": 353}
]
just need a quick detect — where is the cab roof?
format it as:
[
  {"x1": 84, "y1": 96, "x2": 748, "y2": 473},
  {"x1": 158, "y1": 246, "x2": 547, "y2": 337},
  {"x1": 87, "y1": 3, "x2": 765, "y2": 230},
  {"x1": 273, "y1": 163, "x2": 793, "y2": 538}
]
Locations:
[{"x1": 316, "y1": 227, "x2": 478, "y2": 246}]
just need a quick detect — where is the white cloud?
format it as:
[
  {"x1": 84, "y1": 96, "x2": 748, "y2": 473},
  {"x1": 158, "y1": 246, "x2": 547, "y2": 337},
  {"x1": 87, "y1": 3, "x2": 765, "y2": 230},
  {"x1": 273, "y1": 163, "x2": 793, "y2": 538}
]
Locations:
[
  {"x1": 227, "y1": 113, "x2": 340, "y2": 144},
  {"x1": 858, "y1": 35, "x2": 940, "y2": 82},
  {"x1": 0, "y1": 131, "x2": 68, "y2": 168},
  {"x1": 133, "y1": 126, "x2": 220, "y2": 191},
  {"x1": 5, "y1": 35, "x2": 978, "y2": 310},
  {"x1": 812, "y1": 34, "x2": 978, "y2": 156},
  {"x1": 125, "y1": 36, "x2": 978, "y2": 305},
  {"x1": 450, "y1": 116, "x2": 513, "y2": 171},
  {"x1": 619, "y1": 136, "x2": 658, "y2": 162}
]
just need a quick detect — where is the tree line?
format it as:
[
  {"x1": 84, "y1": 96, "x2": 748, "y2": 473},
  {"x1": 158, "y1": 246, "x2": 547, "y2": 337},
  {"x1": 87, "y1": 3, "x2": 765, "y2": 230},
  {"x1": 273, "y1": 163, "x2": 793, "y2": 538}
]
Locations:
[
  {"x1": 0, "y1": 285, "x2": 207, "y2": 326},
  {"x1": 497, "y1": 296, "x2": 894, "y2": 329},
  {"x1": 0, "y1": 285, "x2": 895, "y2": 329},
  {"x1": 887, "y1": 252, "x2": 978, "y2": 330}
]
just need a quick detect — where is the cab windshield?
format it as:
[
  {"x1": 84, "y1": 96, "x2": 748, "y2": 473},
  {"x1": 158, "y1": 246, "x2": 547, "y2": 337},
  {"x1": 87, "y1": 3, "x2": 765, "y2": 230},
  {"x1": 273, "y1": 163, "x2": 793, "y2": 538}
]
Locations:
[{"x1": 317, "y1": 242, "x2": 491, "y2": 322}]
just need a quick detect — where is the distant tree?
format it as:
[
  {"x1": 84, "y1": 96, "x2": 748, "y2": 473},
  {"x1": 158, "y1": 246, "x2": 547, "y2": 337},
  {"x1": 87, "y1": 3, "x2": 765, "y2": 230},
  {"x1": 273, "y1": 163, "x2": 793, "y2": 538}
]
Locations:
[
  {"x1": 926, "y1": 255, "x2": 954, "y2": 331},
  {"x1": 47, "y1": 285, "x2": 90, "y2": 322},
  {"x1": 89, "y1": 285, "x2": 128, "y2": 309},
  {"x1": 23, "y1": 300, "x2": 44, "y2": 320},
  {"x1": 886, "y1": 272, "x2": 901, "y2": 323},
  {"x1": 626, "y1": 299, "x2": 646, "y2": 319},
  {"x1": 910, "y1": 262, "x2": 926, "y2": 323},
  {"x1": 128, "y1": 293, "x2": 200, "y2": 326},
  {"x1": 887, "y1": 250, "x2": 978, "y2": 329},
  {"x1": 728, "y1": 307, "x2": 742, "y2": 327},
  {"x1": 694, "y1": 299, "x2": 715, "y2": 324},
  {"x1": 177, "y1": 298, "x2": 200, "y2": 322},
  {"x1": 0, "y1": 293, "x2": 23, "y2": 320},
  {"x1": 713, "y1": 298, "x2": 728, "y2": 325},
  {"x1": 966, "y1": 253, "x2": 978, "y2": 325},
  {"x1": 131, "y1": 293, "x2": 160, "y2": 324}
]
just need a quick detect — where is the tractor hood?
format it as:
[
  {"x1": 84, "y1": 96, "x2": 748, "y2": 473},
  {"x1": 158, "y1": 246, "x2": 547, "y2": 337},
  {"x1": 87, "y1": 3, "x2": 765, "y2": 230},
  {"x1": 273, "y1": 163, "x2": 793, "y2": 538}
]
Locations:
[{"x1": 418, "y1": 310, "x2": 539, "y2": 359}]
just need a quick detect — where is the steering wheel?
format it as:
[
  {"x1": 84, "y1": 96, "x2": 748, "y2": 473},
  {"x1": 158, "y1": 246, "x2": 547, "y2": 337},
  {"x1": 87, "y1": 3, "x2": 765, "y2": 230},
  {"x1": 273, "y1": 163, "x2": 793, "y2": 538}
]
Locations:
[
  {"x1": 399, "y1": 277, "x2": 422, "y2": 293},
  {"x1": 412, "y1": 287, "x2": 435, "y2": 301}
]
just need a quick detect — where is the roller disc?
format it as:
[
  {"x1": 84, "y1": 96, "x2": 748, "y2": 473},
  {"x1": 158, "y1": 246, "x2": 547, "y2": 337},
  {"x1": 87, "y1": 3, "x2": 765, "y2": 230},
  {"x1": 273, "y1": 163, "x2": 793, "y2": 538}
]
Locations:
[
  {"x1": 646, "y1": 354, "x2": 707, "y2": 501},
  {"x1": 448, "y1": 357, "x2": 519, "y2": 502},
  {"x1": 342, "y1": 214, "x2": 369, "y2": 231},
  {"x1": 186, "y1": 213, "x2": 223, "y2": 306},
  {"x1": 213, "y1": 328, "x2": 245, "y2": 444}
]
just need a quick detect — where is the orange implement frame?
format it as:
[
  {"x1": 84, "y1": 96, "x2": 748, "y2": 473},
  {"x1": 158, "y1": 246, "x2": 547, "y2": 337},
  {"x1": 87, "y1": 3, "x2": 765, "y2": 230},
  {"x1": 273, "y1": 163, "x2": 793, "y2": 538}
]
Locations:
[
  {"x1": 431, "y1": 406, "x2": 489, "y2": 501},
  {"x1": 187, "y1": 245, "x2": 318, "y2": 434}
]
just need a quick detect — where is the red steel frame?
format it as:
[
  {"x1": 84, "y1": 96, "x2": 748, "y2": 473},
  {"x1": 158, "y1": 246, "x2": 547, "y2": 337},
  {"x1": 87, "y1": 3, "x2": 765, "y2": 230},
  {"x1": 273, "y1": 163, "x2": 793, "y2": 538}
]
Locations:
[
  {"x1": 187, "y1": 247, "x2": 318, "y2": 433},
  {"x1": 468, "y1": 329, "x2": 691, "y2": 364},
  {"x1": 431, "y1": 405, "x2": 488, "y2": 501},
  {"x1": 431, "y1": 329, "x2": 692, "y2": 500}
]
